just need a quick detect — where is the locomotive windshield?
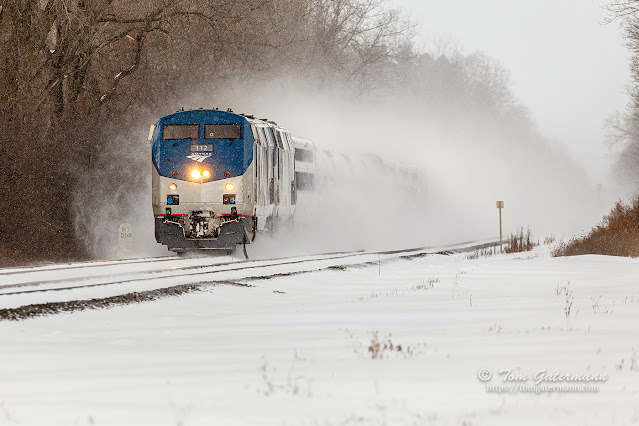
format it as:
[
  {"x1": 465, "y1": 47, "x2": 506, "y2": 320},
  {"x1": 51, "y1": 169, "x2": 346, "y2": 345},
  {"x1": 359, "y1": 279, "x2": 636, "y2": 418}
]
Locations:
[
  {"x1": 294, "y1": 149, "x2": 314, "y2": 163},
  {"x1": 163, "y1": 124, "x2": 199, "y2": 140},
  {"x1": 204, "y1": 124, "x2": 242, "y2": 140}
]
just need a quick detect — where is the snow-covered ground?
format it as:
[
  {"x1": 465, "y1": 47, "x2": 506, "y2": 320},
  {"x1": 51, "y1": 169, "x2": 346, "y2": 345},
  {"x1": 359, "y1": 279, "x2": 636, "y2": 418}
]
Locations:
[{"x1": 1, "y1": 246, "x2": 638, "y2": 425}]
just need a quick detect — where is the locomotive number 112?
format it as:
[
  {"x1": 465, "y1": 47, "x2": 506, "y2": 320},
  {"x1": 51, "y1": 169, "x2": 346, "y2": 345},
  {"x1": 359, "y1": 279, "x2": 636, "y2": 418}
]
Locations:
[{"x1": 190, "y1": 144, "x2": 214, "y2": 153}]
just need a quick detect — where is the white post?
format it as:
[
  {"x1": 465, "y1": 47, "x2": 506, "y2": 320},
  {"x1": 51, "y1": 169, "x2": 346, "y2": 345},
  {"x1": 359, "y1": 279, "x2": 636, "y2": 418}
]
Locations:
[{"x1": 117, "y1": 222, "x2": 134, "y2": 258}]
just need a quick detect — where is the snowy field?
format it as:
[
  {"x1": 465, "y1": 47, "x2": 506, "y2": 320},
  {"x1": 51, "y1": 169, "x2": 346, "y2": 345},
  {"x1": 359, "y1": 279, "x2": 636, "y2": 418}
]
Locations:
[{"x1": 1, "y1": 246, "x2": 638, "y2": 425}]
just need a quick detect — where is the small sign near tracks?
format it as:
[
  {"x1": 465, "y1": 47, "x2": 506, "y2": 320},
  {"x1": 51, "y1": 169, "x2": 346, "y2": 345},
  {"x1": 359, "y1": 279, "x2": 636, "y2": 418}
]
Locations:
[{"x1": 118, "y1": 223, "x2": 134, "y2": 252}]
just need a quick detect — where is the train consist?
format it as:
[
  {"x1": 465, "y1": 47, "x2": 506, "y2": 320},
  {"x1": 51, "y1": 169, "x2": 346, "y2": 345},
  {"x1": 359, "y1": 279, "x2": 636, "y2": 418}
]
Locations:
[{"x1": 150, "y1": 108, "x2": 424, "y2": 256}]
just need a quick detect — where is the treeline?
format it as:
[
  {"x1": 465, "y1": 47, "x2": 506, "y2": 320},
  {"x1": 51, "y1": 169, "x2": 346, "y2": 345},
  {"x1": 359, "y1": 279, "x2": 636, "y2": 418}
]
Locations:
[
  {"x1": 554, "y1": 1, "x2": 639, "y2": 257},
  {"x1": 606, "y1": 1, "x2": 639, "y2": 183},
  {"x1": 0, "y1": 0, "x2": 541, "y2": 264}
]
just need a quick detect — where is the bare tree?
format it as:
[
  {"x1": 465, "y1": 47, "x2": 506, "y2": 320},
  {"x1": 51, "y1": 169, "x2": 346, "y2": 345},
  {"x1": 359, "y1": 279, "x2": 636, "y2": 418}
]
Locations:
[
  {"x1": 459, "y1": 52, "x2": 514, "y2": 113},
  {"x1": 304, "y1": 0, "x2": 415, "y2": 91},
  {"x1": 603, "y1": 1, "x2": 639, "y2": 184},
  {"x1": 604, "y1": 1, "x2": 639, "y2": 22}
]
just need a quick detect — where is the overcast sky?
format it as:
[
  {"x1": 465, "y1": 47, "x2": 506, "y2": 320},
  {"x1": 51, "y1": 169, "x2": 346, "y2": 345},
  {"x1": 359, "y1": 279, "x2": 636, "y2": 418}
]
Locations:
[{"x1": 392, "y1": 0, "x2": 630, "y2": 185}]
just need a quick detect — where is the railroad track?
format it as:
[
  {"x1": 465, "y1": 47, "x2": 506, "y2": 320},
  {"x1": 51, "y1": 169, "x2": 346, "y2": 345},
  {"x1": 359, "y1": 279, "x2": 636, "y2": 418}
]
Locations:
[
  {"x1": 0, "y1": 240, "x2": 499, "y2": 316},
  {"x1": 0, "y1": 255, "x2": 178, "y2": 277}
]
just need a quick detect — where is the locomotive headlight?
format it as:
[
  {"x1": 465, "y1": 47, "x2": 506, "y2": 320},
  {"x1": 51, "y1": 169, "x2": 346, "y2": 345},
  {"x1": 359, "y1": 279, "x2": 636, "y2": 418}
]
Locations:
[
  {"x1": 169, "y1": 183, "x2": 177, "y2": 191},
  {"x1": 191, "y1": 169, "x2": 201, "y2": 179},
  {"x1": 225, "y1": 182, "x2": 234, "y2": 191},
  {"x1": 202, "y1": 170, "x2": 211, "y2": 178}
]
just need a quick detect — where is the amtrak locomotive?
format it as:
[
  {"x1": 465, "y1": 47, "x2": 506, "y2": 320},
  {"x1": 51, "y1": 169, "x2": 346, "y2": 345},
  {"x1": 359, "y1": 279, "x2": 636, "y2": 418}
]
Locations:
[
  {"x1": 149, "y1": 109, "x2": 296, "y2": 255},
  {"x1": 150, "y1": 108, "x2": 426, "y2": 256}
]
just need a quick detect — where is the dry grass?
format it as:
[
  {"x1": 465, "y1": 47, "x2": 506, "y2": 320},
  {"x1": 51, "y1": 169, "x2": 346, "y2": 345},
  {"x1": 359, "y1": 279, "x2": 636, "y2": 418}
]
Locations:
[
  {"x1": 505, "y1": 227, "x2": 537, "y2": 253},
  {"x1": 554, "y1": 197, "x2": 639, "y2": 257},
  {"x1": 467, "y1": 228, "x2": 542, "y2": 258},
  {"x1": 367, "y1": 331, "x2": 423, "y2": 359},
  {"x1": 410, "y1": 278, "x2": 439, "y2": 290},
  {"x1": 466, "y1": 247, "x2": 499, "y2": 259}
]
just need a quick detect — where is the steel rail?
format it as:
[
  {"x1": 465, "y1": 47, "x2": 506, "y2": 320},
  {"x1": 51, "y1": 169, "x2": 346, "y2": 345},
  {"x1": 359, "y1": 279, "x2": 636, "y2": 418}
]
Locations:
[{"x1": 0, "y1": 240, "x2": 499, "y2": 298}]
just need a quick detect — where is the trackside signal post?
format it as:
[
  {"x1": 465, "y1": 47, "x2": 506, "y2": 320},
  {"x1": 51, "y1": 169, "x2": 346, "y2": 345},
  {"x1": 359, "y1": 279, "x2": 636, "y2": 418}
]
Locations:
[{"x1": 496, "y1": 201, "x2": 504, "y2": 253}]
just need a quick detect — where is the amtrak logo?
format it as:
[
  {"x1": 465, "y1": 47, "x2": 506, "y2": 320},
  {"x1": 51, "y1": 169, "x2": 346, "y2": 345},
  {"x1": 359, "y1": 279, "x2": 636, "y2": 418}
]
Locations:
[{"x1": 187, "y1": 153, "x2": 212, "y2": 162}]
